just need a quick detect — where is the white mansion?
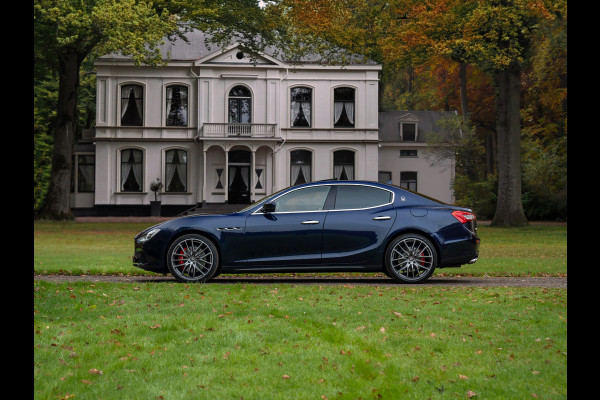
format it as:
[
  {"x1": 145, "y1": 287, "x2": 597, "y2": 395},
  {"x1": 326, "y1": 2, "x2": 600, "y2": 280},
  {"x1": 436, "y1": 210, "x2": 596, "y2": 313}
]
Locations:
[{"x1": 71, "y1": 29, "x2": 455, "y2": 216}]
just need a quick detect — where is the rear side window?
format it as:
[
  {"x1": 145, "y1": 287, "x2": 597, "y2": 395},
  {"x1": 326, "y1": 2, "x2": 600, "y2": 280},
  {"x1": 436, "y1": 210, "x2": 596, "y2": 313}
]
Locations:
[{"x1": 334, "y1": 185, "x2": 392, "y2": 210}]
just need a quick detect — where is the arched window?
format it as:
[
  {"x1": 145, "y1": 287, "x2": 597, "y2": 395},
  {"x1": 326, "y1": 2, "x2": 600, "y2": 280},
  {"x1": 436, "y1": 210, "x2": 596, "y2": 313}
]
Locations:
[
  {"x1": 121, "y1": 84, "x2": 143, "y2": 126},
  {"x1": 120, "y1": 149, "x2": 143, "y2": 191},
  {"x1": 228, "y1": 85, "x2": 252, "y2": 124},
  {"x1": 290, "y1": 150, "x2": 312, "y2": 186},
  {"x1": 165, "y1": 149, "x2": 187, "y2": 192},
  {"x1": 166, "y1": 85, "x2": 188, "y2": 126},
  {"x1": 333, "y1": 87, "x2": 355, "y2": 127},
  {"x1": 290, "y1": 87, "x2": 312, "y2": 127},
  {"x1": 333, "y1": 150, "x2": 355, "y2": 180}
]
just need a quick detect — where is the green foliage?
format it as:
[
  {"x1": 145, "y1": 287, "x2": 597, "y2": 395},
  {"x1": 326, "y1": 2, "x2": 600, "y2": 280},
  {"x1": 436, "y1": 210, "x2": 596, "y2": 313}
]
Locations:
[
  {"x1": 453, "y1": 174, "x2": 497, "y2": 220},
  {"x1": 521, "y1": 136, "x2": 567, "y2": 221}
]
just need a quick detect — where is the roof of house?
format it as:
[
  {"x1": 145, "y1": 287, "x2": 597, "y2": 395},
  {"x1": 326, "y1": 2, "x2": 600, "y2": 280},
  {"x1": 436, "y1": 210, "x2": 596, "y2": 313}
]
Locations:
[
  {"x1": 98, "y1": 27, "x2": 379, "y2": 66},
  {"x1": 378, "y1": 110, "x2": 459, "y2": 143}
]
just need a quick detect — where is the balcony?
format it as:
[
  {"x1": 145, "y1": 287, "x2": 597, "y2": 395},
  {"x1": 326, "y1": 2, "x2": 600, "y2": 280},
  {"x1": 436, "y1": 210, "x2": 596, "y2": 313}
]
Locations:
[{"x1": 200, "y1": 123, "x2": 278, "y2": 138}]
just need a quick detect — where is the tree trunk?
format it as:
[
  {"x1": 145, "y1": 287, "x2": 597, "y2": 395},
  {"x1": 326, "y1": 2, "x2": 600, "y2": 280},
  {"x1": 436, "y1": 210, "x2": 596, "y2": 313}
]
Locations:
[
  {"x1": 491, "y1": 63, "x2": 528, "y2": 226},
  {"x1": 459, "y1": 62, "x2": 468, "y2": 122},
  {"x1": 38, "y1": 48, "x2": 83, "y2": 220}
]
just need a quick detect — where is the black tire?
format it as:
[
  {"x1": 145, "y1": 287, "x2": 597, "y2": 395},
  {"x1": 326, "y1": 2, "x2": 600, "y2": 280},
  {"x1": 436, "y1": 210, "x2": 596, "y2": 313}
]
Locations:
[
  {"x1": 384, "y1": 233, "x2": 437, "y2": 283},
  {"x1": 166, "y1": 234, "x2": 219, "y2": 283}
]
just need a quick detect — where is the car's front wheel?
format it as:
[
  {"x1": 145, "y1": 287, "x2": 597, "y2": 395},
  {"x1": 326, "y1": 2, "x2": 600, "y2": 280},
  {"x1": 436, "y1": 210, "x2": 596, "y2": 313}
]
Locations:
[
  {"x1": 166, "y1": 234, "x2": 219, "y2": 283},
  {"x1": 385, "y1": 234, "x2": 437, "y2": 283}
]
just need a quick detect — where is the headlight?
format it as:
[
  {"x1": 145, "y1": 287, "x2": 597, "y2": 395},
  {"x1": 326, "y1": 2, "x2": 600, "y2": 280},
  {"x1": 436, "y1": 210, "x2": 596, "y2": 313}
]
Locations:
[{"x1": 136, "y1": 228, "x2": 161, "y2": 244}]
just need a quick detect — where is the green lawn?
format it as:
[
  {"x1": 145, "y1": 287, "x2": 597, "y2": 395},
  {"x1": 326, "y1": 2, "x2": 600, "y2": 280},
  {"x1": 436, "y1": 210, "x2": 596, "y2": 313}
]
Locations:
[
  {"x1": 33, "y1": 221, "x2": 567, "y2": 277},
  {"x1": 34, "y1": 221, "x2": 567, "y2": 399},
  {"x1": 34, "y1": 281, "x2": 567, "y2": 399}
]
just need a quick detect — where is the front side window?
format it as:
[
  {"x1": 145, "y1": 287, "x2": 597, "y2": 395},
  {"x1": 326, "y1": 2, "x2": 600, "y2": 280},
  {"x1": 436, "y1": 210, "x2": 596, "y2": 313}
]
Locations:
[
  {"x1": 290, "y1": 87, "x2": 312, "y2": 127},
  {"x1": 400, "y1": 171, "x2": 417, "y2": 191},
  {"x1": 165, "y1": 149, "x2": 187, "y2": 192},
  {"x1": 273, "y1": 185, "x2": 330, "y2": 213},
  {"x1": 121, "y1": 149, "x2": 143, "y2": 192},
  {"x1": 166, "y1": 85, "x2": 188, "y2": 126},
  {"x1": 333, "y1": 150, "x2": 354, "y2": 180},
  {"x1": 333, "y1": 87, "x2": 355, "y2": 127},
  {"x1": 121, "y1": 84, "x2": 143, "y2": 126},
  {"x1": 290, "y1": 150, "x2": 312, "y2": 186},
  {"x1": 334, "y1": 185, "x2": 392, "y2": 210}
]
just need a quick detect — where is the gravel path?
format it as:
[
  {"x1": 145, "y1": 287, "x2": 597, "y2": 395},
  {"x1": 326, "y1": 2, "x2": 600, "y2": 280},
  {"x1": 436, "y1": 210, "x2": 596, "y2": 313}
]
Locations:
[{"x1": 33, "y1": 274, "x2": 566, "y2": 288}]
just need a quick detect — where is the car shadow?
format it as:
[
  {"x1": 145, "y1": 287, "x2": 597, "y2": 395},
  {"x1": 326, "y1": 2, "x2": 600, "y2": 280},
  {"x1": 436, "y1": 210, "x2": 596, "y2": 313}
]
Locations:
[{"x1": 134, "y1": 275, "x2": 471, "y2": 286}]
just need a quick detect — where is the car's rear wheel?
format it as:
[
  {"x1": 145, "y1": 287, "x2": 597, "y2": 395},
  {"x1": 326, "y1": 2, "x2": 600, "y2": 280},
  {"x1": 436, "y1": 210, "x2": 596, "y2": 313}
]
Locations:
[
  {"x1": 385, "y1": 234, "x2": 437, "y2": 283},
  {"x1": 166, "y1": 234, "x2": 219, "y2": 283}
]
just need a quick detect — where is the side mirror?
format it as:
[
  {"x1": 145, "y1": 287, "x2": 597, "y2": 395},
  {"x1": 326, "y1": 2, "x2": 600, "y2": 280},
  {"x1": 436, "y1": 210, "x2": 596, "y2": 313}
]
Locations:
[{"x1": 261, "y1": 202, "x2": 276, "y2": 213}]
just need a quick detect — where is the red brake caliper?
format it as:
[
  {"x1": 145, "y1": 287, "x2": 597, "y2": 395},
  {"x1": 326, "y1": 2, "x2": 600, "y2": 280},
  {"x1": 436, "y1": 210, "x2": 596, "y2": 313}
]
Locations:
[{"x1": 178, "y1": 247, "x2": 185, "y2": 270}]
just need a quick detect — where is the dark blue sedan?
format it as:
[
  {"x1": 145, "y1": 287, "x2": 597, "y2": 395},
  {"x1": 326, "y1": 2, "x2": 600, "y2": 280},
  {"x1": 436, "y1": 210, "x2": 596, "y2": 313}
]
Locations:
[{"x1": 133, "y1": 180, "x2": 479, "y2": 283}]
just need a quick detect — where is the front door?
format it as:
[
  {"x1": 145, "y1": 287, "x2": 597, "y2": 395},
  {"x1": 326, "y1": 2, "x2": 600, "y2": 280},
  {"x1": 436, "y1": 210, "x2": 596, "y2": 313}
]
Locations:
[{"x1": 228, "y1": 166, "x2": 250, "y2": 204}]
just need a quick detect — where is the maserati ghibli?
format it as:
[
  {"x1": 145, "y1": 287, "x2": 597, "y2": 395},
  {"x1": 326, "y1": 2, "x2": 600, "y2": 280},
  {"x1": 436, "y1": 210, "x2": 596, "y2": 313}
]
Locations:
[{"x1": 133, "y1": 180, "x2": 480, "y2": 283}]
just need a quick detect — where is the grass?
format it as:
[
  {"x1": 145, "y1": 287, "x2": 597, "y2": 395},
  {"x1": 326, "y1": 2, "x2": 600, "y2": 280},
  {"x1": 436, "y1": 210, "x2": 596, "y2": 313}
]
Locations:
[
  {"x1": 34, "y1": 221, "x2": 567, "y2": 399},
  {"x1": 34, "y1": 281, "x2": 567, "y2": 399},
  {"x1": 33, "y1": 221, "x2": 567, "y2": 277}
]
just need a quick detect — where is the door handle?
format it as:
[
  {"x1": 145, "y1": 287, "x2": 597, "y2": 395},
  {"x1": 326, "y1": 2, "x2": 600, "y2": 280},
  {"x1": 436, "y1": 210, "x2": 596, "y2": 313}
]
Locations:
[
  {"x1": 301, "y1": 220, "x2": 320, "y2": 225},
  {"x1": 373, "y1": 216, "x2": 391, "y2": 220}
]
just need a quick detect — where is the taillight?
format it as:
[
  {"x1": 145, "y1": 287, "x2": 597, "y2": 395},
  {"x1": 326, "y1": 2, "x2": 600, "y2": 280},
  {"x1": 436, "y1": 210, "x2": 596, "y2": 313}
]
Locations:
[{"x1": 451, "y1": 210, "x2": 476, "y2": 224}]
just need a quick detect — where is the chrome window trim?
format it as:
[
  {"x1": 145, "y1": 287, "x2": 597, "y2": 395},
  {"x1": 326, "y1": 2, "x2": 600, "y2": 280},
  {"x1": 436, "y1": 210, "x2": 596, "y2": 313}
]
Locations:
[{"x1": 250, "y1": 183, "x2": 395, "y2": 215}]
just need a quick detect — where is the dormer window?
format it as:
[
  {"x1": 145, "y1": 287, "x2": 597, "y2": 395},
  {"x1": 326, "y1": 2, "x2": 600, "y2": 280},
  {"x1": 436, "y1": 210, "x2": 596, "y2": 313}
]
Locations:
[{"x1": 401, "y1": 122, "x2": 416, "y2": 142}]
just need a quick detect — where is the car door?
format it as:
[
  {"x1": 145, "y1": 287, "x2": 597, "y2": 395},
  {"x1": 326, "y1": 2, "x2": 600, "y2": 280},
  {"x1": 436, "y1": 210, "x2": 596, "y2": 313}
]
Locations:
[
  {"x1": 322, "y1": 184, "x2": 396, "y2": 265},
  {"x1": 240, "y1": 185, "x2": 333, "y2": 268}
]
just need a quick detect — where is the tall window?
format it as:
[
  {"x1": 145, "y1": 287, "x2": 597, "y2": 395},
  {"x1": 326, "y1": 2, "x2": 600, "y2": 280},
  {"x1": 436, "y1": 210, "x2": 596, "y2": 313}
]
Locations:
[
  {"x1": 290, "y1": 150, "x2": 312, "y2": 186},
  {"x1": 121, "y1": 149, "x2": 143, "y2": 192},
  {"x1": 400, "y1": 171, "x2": 417, "y2": 191},
  {"x1": 333, "y1": 150, "x2": 354, "y2": 180},
  {"x1": 166, "y1": 85, "x2": 188, "y2": 126},
  {"x1": 77, "y1": 155, "x2": 95, "y2": 192},
  {"x1": 228, "y1": 86, "x2": 252, "y2": 124},
  {"x1": 165, "y1": 149, "x2": 187, "y2": 192},
  {"x1": 290, "y1": 87, "x2": 312, "y2": 127},
  {"x1": 121, "y1": 85, "x2": 143, "y2": 126},
  {"x1": 333, "y1": 87, "x2": 355, "y2": 127}
]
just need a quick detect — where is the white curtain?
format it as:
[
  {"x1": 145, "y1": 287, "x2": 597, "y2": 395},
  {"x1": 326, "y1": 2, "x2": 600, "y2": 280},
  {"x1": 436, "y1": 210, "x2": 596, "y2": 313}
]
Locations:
[
  {"x1": 345, "y1": 102, "x2": 354, "y2": 124},
  {"x1": 121, "y1": 150, "x2": 142, "y2": 191},
  {"x1": 240, "y1": 167, "x2": 249, "y2": 189},
  {"x1": 121, "y1": 86, "x2": 143, "y2": 119},
  {"x1": 334, "y1": 164, "x2": 354, "y2": 180},
  {"x1": 334, "y1": 102, "x2": 344, "y2": 124},
  {"x1": 333, "y1": 102, "x2": 354, "y2": 125}
]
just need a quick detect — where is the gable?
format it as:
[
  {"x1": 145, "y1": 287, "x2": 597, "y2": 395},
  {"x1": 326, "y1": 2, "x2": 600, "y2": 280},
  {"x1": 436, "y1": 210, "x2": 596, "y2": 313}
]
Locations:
[{"x1": 196, "y1": 45, "x2": 282, "y2": 66}]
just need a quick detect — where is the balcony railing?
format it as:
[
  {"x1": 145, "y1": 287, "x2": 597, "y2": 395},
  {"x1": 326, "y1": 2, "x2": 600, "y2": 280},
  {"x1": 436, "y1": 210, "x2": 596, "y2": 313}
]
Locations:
[{"x1": 200, "y1": 123, "x2": 277, "y2": 138}]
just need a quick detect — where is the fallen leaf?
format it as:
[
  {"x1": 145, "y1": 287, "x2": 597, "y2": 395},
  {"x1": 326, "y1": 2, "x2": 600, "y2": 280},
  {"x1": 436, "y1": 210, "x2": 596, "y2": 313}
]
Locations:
[
  {"x1": 81, "y1": 379, "x2": 92, "y2": 385},
  {"x1": 88, "y1": 368, "x2": 103, "y2": 375},
  {"x1": 282, "y1": 375, "x2": 290, "y2": 379},
  {"x1": 150, "y1": 324, "x2": 161, "y2": 329},
  {"x1": 467, "y1": 390, "x2": 477, "y2": 398},
  {"x1": 459, "y1": 374, "x2": 468, "y2": 380},
  {"x1": 380, "y1": 327, "x2": 386, "y2": 333}
]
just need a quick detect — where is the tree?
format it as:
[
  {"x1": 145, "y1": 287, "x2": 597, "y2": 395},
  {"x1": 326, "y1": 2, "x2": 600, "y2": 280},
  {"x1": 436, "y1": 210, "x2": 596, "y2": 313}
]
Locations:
[
  {"x1": 34, "y1": 0, "x2": 273, "y2": 220},
  {"x1": 34, "y1": 0, "x2": 178, "y2": 219},
  {"x1": 271, "y1": 0, "x2": 564, "y2": 226}
]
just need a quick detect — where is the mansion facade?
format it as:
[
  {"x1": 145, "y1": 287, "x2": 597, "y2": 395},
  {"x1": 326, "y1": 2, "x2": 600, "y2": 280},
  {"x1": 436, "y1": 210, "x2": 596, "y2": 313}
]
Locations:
[{"x1": 71, "y1": 30, "x2": 454, "y2": 216}]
